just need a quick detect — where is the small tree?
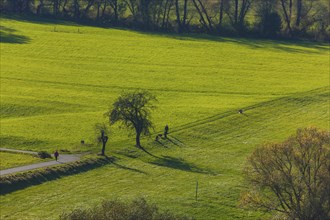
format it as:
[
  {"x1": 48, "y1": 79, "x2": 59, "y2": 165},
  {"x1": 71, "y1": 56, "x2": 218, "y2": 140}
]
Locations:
[
  {"x1": 242, "y1": 127, "x2": 330, "y2": 219},
  {"x1": 107, "y1": 90, "x2": 157, "y2": 148},
  {"x1": 95, "y1": 123, "x2": 109, "y2": 156}
]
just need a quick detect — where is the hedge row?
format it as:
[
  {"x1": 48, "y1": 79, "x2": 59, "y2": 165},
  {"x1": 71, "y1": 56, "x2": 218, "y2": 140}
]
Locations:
[{"x1": 0, "y1": 156, "x2": 114, "y2": 195}]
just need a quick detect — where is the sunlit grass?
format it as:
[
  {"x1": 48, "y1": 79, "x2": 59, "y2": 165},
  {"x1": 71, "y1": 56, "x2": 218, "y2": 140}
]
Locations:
[
  {"x1": 0, "y1": 16, "x2": 329, "y2": 219},
  {"x1": 0, "y1": 152, "x2": 48, "y2": 170}
]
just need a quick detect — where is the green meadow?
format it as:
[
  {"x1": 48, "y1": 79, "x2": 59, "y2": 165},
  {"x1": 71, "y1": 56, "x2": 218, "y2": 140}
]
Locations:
[
  {"x1": 0, "y1": 151, "x2": 48, "y2": 170},
  {"x1": 0, "y1": 16, "x2": 329, "y2": 219}
]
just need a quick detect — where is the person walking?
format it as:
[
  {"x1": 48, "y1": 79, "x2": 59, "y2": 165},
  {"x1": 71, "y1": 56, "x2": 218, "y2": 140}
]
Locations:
[
  {"x1": 54, "y1": 150, "x2": 59, "y2": 161},
  {"x1": 164, "y1": 124, "x2": 169, "y2": 138}
]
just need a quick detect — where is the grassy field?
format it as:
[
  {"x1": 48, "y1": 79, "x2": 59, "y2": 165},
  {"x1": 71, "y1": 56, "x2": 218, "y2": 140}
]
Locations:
[
  {"x1": 0, "y1": 151, "x2": 48, "y2": 170},
  {"x1": 0, "y1": 16, "x2": 329, "y2": 219}
]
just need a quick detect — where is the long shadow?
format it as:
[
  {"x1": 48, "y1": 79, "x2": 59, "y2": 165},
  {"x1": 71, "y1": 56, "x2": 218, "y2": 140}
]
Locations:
[
  {"x1": 0, "y1": 26, "x2": 30, "y2": 44},
  {"x1": 139, "y1": 146, "x2": 161, "y2": 159},
  {"x1": 1, "y1": 14, "x2": 73, "y2": 26},
  {"x1": 2, "y1": 14, "x2": 327, "y2": 53},
  {"x1": 112, "y1": 161, "x2": 147, "y2": 174},
  {"x1": 149, "y1": 156, "x2": 217, "y2": 175},
  {"x1": 127, "y1": 29, "x2": 329, "y2": 54}
]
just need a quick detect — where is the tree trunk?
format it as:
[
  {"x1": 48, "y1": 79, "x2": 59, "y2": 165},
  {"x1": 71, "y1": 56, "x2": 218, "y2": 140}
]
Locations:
[
  {"x1": 234, "y1": 0, "x2": 238, "y2": 24},
  {"x1": 295, "y1": 0, "x2": 302, "y2": 28},
  {"x1": 161, "y1": 0, "x2": 169, "y2": 29},
  {"x1": 53, "y1": 0, "x2": 59, "y2": 16},
  {"x1": 136, "y1": 132, "x2": 141, "y2": 148},
  {"x1": 101, "y1": 142, "x2": 106, "y2": 155},
  {"x1": 165, "y1": 1, "x2": 173, "y2": 29},
  {"x1": 196, "y1": 0, "x2": 213, "y2": 32},
  {"x1": 182, "y1": 0, "x2": 188, "y2": 30},
  {"x1": 97, "y1": 2, "x2": 100, "y2": 21},
  {"x1": 192, "y1": 0, "x2": 210, "y2": 32},
  {"x1": 219, "y1": 0, "x2": 224, "y2": 26},
  {"x1": 83, "y1": 0, "x2": 95, "y2": 18},
  {"x1": 175, "y1": 0, "x2": 182, "y2": 32},
  {"x1": 37, "y1": 0, "x2": 44, "y2": 15},
  {"x1": 74, "y1": 0, "x2": 80, "y2": 19},
  {"x1": 280, "y1": 0, "x2": 293, "y2": 36}
]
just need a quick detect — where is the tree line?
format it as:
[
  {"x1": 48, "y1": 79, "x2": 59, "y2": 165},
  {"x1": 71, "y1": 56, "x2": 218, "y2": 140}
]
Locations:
[{"x1": 2, "y1": 0, "x2": 328, "y2": 40}]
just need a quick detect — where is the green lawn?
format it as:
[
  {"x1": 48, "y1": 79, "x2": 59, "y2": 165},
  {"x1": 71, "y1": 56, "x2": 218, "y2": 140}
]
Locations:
[
  {"x1": 0, "y1": 151, "x2": 47, "y2": 170},
  {"x1": 0, "y1": 16, "x2": 329, "y2": 219}
]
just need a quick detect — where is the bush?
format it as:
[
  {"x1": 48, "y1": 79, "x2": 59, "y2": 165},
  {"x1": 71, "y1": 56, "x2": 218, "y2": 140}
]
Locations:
[
  {"x1": 37, "y1": 151, "x2": 52, "y2": 159},
  {"x1": 60, "y1": 197, "x2": 192, "y2": 220},
  {"x1": 257, "y1": 12, "x2": 282, "y2": 38}
]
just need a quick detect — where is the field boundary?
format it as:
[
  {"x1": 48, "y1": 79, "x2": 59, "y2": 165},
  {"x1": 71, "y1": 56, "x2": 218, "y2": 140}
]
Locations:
[{"x1": 0, "y1": 156, "x2": 114, "y2": 195}]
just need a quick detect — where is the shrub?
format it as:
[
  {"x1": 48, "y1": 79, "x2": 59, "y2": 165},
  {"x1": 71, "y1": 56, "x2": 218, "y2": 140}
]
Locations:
[
  {"x1": 37, "y1": 151, "x2": 52, "y2": 159},
  {"x1": 60, "y1": 197, "x2": 192, "y2": 220}
]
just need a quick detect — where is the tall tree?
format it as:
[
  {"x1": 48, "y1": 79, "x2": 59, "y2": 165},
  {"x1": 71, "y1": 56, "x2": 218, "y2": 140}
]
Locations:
[
  {"x1": 192, "y1": 0, "x2": 214, "y2": 32},
  {"x1": 242, "y1": 127, "x2": 330, "y2": 219},
  {"x1": 175, "y1": 0, "x2": 188, "y2": 32},
  {"x1": 224, "y1": 0, "x2": 252, "y2": 31},
  {"x1": 107, "y1": 91, "x2": 157, "y2": 148},
  {"x1": 279, "y1": 0, "x2": 294, "y2": 35}
]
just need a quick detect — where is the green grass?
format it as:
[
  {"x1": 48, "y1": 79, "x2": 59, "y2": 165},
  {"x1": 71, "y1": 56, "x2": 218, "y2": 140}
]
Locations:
[
  {"x1": 0, "y1": 151, "x2": 48, "y2": 170},
  {"x1": 0, "y1": 16, "x2": 329, "y2": 219}
]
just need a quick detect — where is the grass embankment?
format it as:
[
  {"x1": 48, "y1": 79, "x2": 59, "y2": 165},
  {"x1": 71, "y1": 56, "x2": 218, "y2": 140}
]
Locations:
[
  {"x1": 0, "y1": 151, "x2": 47, "y2": 170},
  {"x1": 0, "y1": 16, "x2": 329, "y2": 219},
  {"x1": 0, "y1": 155, "x2": 113, "y2": 195}
]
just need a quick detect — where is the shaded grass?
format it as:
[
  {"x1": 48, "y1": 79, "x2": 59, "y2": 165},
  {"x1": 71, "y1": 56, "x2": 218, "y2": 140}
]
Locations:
[{"x1": 0, "y1": 25, "x2": 30, "y2": 44}]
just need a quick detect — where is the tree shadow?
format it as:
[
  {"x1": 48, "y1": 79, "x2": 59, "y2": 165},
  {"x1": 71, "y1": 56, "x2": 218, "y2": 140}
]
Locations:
[
  {"x1": 139, "y1": 146, "x2": 161, "y2": 159},
  {"x1": 131, "y1": 30, "x2": 328, "y2": 54},
  {"x1": 112, "y1": 161, "x2": 147, "y2": 175},
  {"x1": 0, "y1": 26, "x2": 30, "y2": 44},
  {"x1": 149, "y1": 156, "x2": 217, "y2": 175}
]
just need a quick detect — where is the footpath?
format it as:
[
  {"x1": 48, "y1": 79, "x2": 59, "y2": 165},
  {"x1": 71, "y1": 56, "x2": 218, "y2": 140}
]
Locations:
[{"x1": 0, "y1": 148, "x2": 81, "y2": 176}]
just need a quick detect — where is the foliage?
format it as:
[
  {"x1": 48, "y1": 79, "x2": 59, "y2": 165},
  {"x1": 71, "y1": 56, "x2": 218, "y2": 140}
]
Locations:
[
  {"x1": 37, "y1": 151, "x2": 52, "y2": 159},
  {"x1": 0, "y1": 0, "x2": 329, "y2": 40},
  {"x1": 242, "y1": 127, "x2": 330, "y2": 219},
  {"x1": 60, "y1": 197, "x2": 191, "y2": 220},
  {"x1": 254, "y1": 0, "x2": 282, "y2": 37},
  {"x1": 107, "y1": 90, "x2": 157, "y2": 148}
]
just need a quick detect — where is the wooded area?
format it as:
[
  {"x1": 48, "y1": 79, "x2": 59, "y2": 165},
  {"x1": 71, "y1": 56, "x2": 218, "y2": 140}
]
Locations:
[{"x1": 1, "y1": 0, "x2": 329, "y2": 40}]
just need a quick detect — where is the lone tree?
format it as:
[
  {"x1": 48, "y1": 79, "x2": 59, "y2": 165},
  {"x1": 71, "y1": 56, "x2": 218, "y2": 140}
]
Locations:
[
  {"x1": 95, "y1": 123, "x2": 109, "y2": 156},
  {"x1": 242, "y1": 127, "x2": 330, "y2": 219},
  {"x1": 107, "y1": 90, "x2": 157, "y2": 148}
]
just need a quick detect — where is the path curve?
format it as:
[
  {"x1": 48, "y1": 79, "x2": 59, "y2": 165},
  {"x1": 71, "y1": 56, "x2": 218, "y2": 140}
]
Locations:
[{"x1": 0, "y1": 148, "x2": 81, "y2": 176}]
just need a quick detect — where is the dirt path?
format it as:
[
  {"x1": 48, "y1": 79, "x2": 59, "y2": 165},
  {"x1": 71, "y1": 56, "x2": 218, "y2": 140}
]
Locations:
[{"x1": 0, "y1": 148, "x2": 81, "y2": 176}]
